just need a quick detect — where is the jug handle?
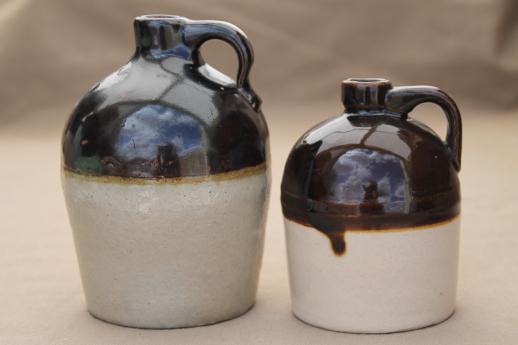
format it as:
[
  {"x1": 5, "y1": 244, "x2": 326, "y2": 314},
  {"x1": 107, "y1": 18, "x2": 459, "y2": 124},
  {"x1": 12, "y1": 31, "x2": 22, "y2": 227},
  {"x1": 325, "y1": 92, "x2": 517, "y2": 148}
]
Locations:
[
  {"x1": 183, "y1": 20, "x2": 261, "y2": 111},
  {"x1": 385, "y1": 86, "x2": 462, "y2": 171}
]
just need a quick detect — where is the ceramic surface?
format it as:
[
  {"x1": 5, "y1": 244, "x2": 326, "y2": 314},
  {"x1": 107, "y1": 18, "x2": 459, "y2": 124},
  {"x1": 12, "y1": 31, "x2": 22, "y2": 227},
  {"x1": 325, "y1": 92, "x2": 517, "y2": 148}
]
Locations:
[
  {"x1": 281, "y1": 78, "x2": 462, "y2": 333},
  {"x1": 285, "y1": 217, "x2": 460, "y2": 333},
  {"x1": 61, "y1": 15, "x2": 270, "y2": 328},
  {"x1": 63, "y1": 167, "x2": 269, "y2": 328}
]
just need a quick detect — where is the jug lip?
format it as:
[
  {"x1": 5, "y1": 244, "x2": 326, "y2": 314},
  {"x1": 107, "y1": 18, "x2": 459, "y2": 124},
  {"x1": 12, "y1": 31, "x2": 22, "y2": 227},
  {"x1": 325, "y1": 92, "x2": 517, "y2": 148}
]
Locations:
[
  {"x1": 135, "y1": 14, "x2": 186, "y2": 22},
  {"x1": 343, "y1": 77, "x2": 391, "y2": 84}
]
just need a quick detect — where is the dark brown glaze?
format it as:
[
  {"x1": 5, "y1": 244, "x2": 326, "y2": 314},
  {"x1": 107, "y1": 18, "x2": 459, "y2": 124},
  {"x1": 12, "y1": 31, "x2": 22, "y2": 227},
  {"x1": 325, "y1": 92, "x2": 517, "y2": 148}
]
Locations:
[
  {"x1": 281, "y1": 78, "x2": 462, "y2": 255},
  {"x1": 62, "y1": 15, "x2": 268, "y2": 178}
]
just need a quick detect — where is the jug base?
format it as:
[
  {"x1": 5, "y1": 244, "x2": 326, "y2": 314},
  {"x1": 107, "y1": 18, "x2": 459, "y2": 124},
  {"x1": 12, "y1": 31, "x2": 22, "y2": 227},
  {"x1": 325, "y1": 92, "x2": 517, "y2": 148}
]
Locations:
[
  {"x1": 87, "y1": 303, "x2": 255, "y2": 329},
  {"x1": 292, "y1": 309, "x2": 455, "y2": 334}
]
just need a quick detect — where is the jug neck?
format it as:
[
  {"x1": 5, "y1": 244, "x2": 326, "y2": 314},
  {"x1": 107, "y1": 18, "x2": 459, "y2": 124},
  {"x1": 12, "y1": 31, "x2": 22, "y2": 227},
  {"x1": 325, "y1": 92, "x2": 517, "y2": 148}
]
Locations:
[
  {"x1": 133, "y1": 15, "x2": 190, "y2": 59},
  {"x1": 342, "y1": 78, "x2": 393, "y2": 115}
]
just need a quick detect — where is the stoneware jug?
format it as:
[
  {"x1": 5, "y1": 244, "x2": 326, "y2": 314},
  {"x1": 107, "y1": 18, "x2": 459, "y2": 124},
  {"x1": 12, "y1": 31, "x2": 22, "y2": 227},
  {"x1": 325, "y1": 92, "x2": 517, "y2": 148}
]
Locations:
[
  {"x1": 281, "y1": 78, "x2": 462, "y2": 333},
  {"x1": 62, "y1": 15, "x2": 270, "y2": 328}
]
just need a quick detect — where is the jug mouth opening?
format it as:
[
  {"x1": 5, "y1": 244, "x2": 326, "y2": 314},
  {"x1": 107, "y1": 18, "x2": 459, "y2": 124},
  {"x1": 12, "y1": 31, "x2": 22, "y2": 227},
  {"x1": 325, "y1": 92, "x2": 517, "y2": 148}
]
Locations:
[
  {"x1": 135, "y1": 14, "x2": 185, "y2": 21},
  {"x1": 345, "y1": 78, "x2": 391, "y2": 84}
]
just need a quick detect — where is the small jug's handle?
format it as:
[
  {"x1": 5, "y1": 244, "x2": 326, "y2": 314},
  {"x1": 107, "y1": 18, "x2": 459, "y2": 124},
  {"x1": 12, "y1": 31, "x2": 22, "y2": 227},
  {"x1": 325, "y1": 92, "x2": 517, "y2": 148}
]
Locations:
[
  {"x1": 385, "y1": 86, "x2": 462, "y2": 171},
  {"x1": 183, "y1": 20, "x2": 261, "y2": 110}
]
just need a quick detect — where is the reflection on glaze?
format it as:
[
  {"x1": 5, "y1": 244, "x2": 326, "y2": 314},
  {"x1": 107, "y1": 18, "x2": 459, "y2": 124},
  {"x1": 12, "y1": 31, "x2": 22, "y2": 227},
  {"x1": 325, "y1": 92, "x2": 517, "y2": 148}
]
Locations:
[
  {"x1": 320, "y1": 148, "x2": 408, "y2": 208},
  {"x1": 281, "y1": 79, "x2": 462, "y2": 255},
  {"x1": 62, "y1": 15, "x2": 268, "y2": 178}
]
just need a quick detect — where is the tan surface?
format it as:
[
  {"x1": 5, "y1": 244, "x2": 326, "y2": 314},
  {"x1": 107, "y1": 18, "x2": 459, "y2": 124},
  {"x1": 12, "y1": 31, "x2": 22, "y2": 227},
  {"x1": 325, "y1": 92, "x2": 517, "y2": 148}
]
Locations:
[
  {"x1": 1, "y1": 0, "x2": 518, "y2": 343},
  {"x1": 2, "y1": 108, "x2": 518, "y2": 344}
]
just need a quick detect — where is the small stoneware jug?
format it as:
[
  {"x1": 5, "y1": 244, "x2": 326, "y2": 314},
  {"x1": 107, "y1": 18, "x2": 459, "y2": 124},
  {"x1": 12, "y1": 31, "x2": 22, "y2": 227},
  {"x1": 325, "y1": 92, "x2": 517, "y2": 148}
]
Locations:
[
  {"x1": 62, "y1": 15, "x2": 270, "y2": 328},
  {"x1": 281, "y1": 78, "x2": 462, "y2": 333}
]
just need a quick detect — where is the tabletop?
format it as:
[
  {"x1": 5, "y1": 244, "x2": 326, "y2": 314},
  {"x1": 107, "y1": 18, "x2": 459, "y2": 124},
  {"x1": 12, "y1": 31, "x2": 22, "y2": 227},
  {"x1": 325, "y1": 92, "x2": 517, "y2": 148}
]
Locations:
[{"x1": 1, "y1": 104, "x2": 517, "y2": 344}]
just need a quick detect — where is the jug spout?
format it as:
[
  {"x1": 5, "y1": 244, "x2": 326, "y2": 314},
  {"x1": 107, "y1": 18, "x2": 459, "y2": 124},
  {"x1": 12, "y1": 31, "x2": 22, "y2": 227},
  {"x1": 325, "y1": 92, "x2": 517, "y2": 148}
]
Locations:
[
  {"x1": 133, "y1": 15, "x2": 188, "y2": 58},
  {"x1": 342, "y1": 78, "x2": 393, "y2": 113},
  {"x1": 132, "y1": 14, "x2": 262, "y2": 110}
]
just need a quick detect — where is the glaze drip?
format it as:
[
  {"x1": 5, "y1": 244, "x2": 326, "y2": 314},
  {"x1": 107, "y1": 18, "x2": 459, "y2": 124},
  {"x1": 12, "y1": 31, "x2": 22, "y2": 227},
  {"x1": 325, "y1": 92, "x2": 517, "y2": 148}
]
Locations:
[
  {"x1": 283, "y1": 189, "x2": 459, "y2": 255},
  {"x1": 327, "y1": 231, "x2": 346, "y2": 255}
]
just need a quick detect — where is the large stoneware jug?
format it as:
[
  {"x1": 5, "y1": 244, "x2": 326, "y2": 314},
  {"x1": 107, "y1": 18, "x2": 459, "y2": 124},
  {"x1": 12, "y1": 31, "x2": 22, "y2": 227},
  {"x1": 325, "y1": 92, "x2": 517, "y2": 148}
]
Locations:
[
  {"x1": 281, "y1": 78, "x2": 461, "y2": 333},
  {"x1": 62, "y1": 15, "x2": 270, "y2": 329}
]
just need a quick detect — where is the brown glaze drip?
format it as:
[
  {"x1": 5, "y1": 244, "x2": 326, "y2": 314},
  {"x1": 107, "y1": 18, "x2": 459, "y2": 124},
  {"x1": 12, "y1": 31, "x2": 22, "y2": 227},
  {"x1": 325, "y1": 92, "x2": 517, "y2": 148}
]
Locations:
[
  {"x1": 281, "y1": 79, "x2": 462, "y2": 255},
  {"x1": 282, "y1": 190, "x2": 459, "y2": 255},
  {"x1": 327, "y1": 232, "x2": 347, "y2": 255}
]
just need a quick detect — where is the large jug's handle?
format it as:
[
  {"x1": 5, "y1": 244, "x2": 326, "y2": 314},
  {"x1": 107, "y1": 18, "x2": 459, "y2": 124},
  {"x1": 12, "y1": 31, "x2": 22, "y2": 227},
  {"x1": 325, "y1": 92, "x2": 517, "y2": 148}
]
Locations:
[
  {"x1": 385, "y1": 86, "x2": 462, "y2": 171},
  {"x1": 183, "y1": 20, "x2": 261, "y2": 110}
]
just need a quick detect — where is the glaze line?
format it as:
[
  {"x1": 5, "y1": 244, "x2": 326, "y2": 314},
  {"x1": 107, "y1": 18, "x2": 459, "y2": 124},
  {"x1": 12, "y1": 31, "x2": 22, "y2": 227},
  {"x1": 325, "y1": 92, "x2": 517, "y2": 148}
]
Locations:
[{"x1": 62, "y1": 162, "x2": 267, "y2": 185}]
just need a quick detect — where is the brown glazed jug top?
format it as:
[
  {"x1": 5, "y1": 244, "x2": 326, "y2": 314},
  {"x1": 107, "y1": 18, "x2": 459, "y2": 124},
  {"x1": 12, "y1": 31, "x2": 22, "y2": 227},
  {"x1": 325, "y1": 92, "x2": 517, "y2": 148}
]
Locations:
[
  {"x1": 281, "y1": 78, "x2": 462, "y2": 255},
  {"x1": 62, "y1": 15, "x2": 268, "y2": 179}
]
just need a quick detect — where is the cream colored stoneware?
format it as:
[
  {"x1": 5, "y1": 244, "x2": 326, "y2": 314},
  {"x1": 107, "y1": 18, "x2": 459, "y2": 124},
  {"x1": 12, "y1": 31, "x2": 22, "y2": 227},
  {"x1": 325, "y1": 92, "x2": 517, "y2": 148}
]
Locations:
[
  {"x1": 62, "y1": 167, "x2": 269, "y2": 329},
  {"x1": 285, "y1": 217, "x2": 460, "y2": 333}
]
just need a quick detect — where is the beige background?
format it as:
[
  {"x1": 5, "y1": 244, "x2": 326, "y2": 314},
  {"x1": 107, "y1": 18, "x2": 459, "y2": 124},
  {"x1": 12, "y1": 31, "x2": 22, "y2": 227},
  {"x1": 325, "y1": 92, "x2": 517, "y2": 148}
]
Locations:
[{"x1": 1, "y1": 0, "x2": 517, "y2": 344}]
